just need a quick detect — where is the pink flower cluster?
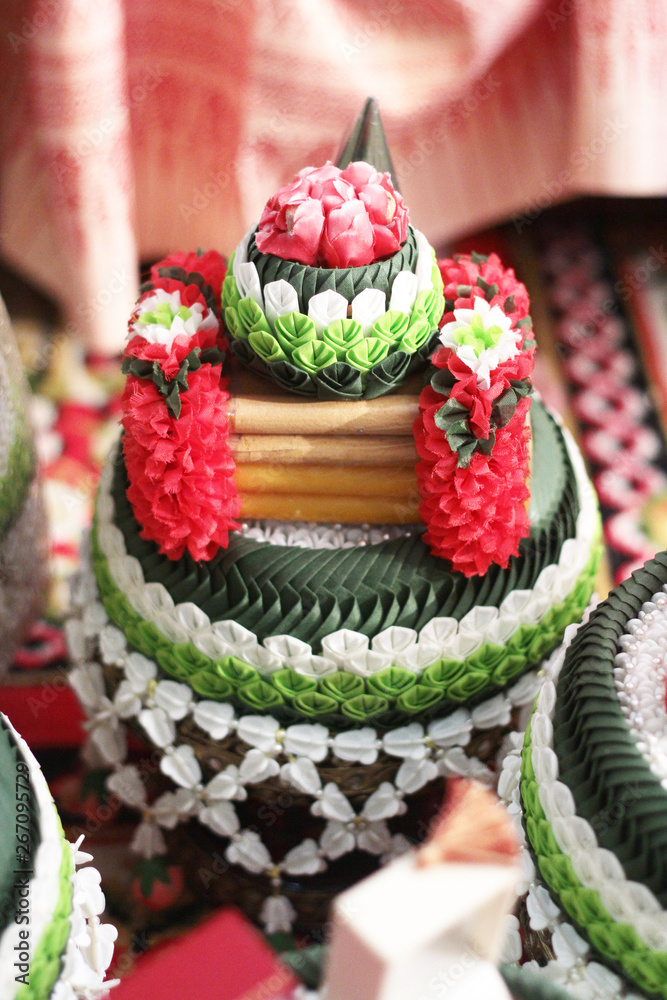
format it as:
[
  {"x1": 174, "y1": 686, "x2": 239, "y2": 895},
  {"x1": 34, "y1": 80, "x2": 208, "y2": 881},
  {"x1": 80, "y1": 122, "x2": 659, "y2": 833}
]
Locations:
[{"x1": 255, "y1": 161, "x2": 409, "y2": 269}]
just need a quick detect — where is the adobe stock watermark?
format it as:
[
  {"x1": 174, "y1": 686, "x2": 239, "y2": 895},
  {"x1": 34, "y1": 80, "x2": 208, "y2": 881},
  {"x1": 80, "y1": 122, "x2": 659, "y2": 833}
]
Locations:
[
  {"x1": 394, "y1": 71, "x2": 502, "y2": 182},
  {"x1": 544, "y1": 0, "x2": 585, "y2": 31},
  {"x1": 512, "y1": 116, "x2": 628, "y2": 233},
  {"x1": 51, "y1": 66, "x2": 165, "y2": 182},
  {"x1": 8, "y1": 0, "x2": 116, "y2": 52},
  {"x1": 178, "y1": 98, "x2": 310, "y2": 223},
  {"x1": 340, "y1": 0, "x2": 403, "y2": 64}
]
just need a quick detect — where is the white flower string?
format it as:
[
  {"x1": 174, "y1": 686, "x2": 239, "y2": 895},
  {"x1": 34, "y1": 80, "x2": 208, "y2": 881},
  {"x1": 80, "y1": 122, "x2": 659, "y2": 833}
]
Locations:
[{"x1": 68, "y1": 568, "x2": 547, "y2": 934}]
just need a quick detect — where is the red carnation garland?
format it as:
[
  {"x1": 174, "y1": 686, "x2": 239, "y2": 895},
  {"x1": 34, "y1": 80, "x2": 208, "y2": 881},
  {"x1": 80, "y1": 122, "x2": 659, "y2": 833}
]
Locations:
[
  {"x1": 121, "y1": 252, "x2": 241, "y2": 562},
  {"x1": 414, "y1": 252, "x2": 536, "y2": 578}
]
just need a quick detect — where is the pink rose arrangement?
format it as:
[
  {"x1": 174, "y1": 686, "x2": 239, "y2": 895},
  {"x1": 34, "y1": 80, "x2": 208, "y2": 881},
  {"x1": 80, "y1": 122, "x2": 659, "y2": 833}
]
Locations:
[{"x1": 254, "y1": 161, "x2": 409, "y2": 269}]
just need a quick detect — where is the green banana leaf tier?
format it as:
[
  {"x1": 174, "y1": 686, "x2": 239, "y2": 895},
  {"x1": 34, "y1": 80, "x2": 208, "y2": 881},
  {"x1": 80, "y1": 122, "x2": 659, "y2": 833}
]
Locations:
[
  {"x1": 0, "y1": 297, "x2": 48, "y2": 676},
  {"x1": 500, "y1": 550, "x2": 667, "y2": 1000},
  {"x1": 68, "y1": 396, "x2": 601, "y2": 932}
]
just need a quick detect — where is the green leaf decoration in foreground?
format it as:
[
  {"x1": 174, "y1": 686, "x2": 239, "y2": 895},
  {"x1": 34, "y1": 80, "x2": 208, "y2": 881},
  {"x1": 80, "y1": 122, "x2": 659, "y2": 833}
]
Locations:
[
  {"x1": 345, "y1": 336, "x2": 390, "y2": 371},
  {"x1": 248, "y1": 330, "x2": 287, "y2": 364},
  {"x1": 238, "y1": 297, "x2": 271, "y2": 337},
  {"x1": 399, "y1": 316, "x2": 432, "y2": 354},
  {"x1": 221, "y1": 274, "x2": 241, "y2": 311},
  {"x1": 412, "y1": 288, "x2": 444, "y2": 328},
  {"x1": 292, "y1": 340, "x2": 337, "y2": 374},
  {"x1": 371, "y1": 309, "x2": 410, "y2": 345},
  {"x1": 225, "y1": 306, "x2": 245, "y2": 339},
  {"x1": 274, "y1": 312, "x2": 317, "y2": 355},
  {"x1": 322, "y1": 318, "x2": 364, "y2": 359},
  {"x1": 314, "y1": 363, "x2": 364, "y2": 400}
]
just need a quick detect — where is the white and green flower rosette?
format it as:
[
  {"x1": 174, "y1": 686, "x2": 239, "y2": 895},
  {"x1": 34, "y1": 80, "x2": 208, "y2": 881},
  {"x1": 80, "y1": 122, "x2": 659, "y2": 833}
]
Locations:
[{"x1": 221, "y1": 226, "x2": 445, "y2": 399}]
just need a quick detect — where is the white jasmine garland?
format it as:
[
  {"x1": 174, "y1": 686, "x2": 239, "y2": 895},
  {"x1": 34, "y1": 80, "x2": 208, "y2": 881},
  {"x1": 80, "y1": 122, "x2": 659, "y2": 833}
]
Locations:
[
  {"x1": 439, "y1": 296, "x2": 519, "y2": 390},
  {"x1": 128, "y1": 288, "x2": 217, "y2": 349}
]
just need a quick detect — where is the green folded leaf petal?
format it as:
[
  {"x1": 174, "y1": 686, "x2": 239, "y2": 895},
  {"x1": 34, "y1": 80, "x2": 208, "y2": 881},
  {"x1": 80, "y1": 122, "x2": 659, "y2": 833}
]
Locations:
[
  {"x1": 189, "y1": 670, "x2": 234, "y2": 700},
  {"x1": 237, "y1": 679, "x2": 285, "y2": 710},
  {"x1": 271, "y1": 668, "x2": 318, "y2": 700},
  {"x1": 221, "y1": 274, "x2": 241, "y2": 310},
  {"x1": 248, "y1": 330, "x2": 287, "y2": 364},
  {"x1": 321, "y1": 671, "x2": 366, "y2": 703},
  {"x1": 313, "y1": 362, "x2": 364, "y2": 400},
  {"x1": 238, "y1": 297, "x2": 271, "y2": 336},
  {"x1": 292, "y1": 340, "x2": 337, "y2": 374},
  {"x1": 367, "y1": 667, "x2": 416, "y2": 699},
  {"x1": 322, "y1": 318, "x2": 363, "y2": 359},
  {"x1": 341, "y1": 694, "x2": 390, "y2": 721},
  {"x1": 225, "y1": 305, "x2": 246, "y2": 340},
  {"x1": 345, "y1": 336, "x2": 390, "y2": 372},
  {"x1": 399, "y1": 317, "x2": 432, "y2": 354},
  {"x1": 292, "y1": 692, "x2": 340, "y2": 717},
  {"x1": 371, "y1": 310, "x2": 410, "y2": 345},
  {"x1": 274, "y1": 312, "x2": 317, "y2": 356},
  {"x1": 397, "y1": 684, "x2": 444, "y2": 713}
]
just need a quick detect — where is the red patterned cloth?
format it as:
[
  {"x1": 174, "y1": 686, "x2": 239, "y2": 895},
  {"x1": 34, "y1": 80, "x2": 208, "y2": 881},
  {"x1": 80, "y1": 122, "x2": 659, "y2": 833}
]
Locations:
[{"x1": 1, "y1": 0, "x2": 666, "y2": 353}]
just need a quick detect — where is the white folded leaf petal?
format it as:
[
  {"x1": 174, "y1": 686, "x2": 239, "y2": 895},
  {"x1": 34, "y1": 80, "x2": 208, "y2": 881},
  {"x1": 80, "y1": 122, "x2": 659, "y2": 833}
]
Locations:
[
  {"x1": 313, "y1": 783, "x2": 355, "y2": 822},
  {"x1": 290, "y1": 654, "x2": 338, "y2": 677},
  {"x1": 307, "y1": 289, "x2": 348, "y2": 334},
  {"x1": 113, "y1": 680, "x2": 141, "y2": 720},
  {"x1": 371, "y1": 626, "x2": 418, "y2": 656},
  {"x1": 362, "y1": 783, "x2": 405, "y2": 821},
  {"x1": 281, "y1": 757, "x2": 323, "y2": 795},
  {"x1": 160, "y1": 744, "x2": 202, "y2": 788},
  {"x1": 90, "y1": 722, "x2": 126, "y2": 766},
  {"x1": 264, "y1": 279, "x2": 299, "y2": 326},
  {"x1": 193, "y1": 701, "x2": 235, "y2": 740},
  {"x1": 283, "y1": 724, "x2": 329, "y2": 761},
  {"x1": 414, "y1": 229, "x2": 435, "y2": 292},
  {"x1": 237, "y1": 261, "x2": 264, "y2": 309},
  {"x1": 151, "y1": 789, "x2": 196, "y2": 828},
  {"x1": 138, "y1": 707, "x2": 175, "y2": 749},
  {"x1": 65, "y1": 618, "x2": 86, "y2": 664},
  {"x1": 130, "y1": 821, "x2": 166, "y2": 858},
  {"x1": 281, "y1": 839, "x2": 325, "y2": 876},
  {"x1": 357, "y1": 821, "x2": 393, "y2": 855},
  {"x1": 205, "y1": 766, "x2": 247, "y2": 802},
  {"x1": 153, "y1": 680, "x2": 193, "y2": 720},
  {"x1": 351, "y1": 287, "x2": 387, "y2": 335},
  {"x1": 226, "y1": 830, "x2": 272, "y2": 874},
  {"x1": 107, "y1": 765, "x2": 146, "y2": 808},
  {"x1": 320, "y1": 821, "x2": 356, "y2": 860},
  {"x1": 239, "y1": 749, "x2": 281, "y2": 784},
  {"x1": 237, "y1": 715, "x2": 281, "y2": 752},
  {"x1": 99, "y1": 625, "x2": 127, "y2": 665},
  {"x1": 389, "y1": 271, "x2": 418, "y2": 314},
  {"x1": 260, "y1": 895, "x2": 297, "y2": 934},
  {"x1": 332, "y1": 728, "x2": 380, "y2": 764},
  {"x1": 176, "y1": 602, "x2": 211, "y2": 634},
  {"x1": 382, "y1": 723, "x2": 426, "y2": 760},
  {"x1": 212, "y1": 620, "x2": 258, "y2": 647},
  {"x1": 70, "y1": 664, "x2": 106, "y2": 710},
  {"x1": 395, "y1": 758, "x2": 439, "y2": 794},
  {"x1": 124, "y1": 652, "x2": 157, "y2": 692},
  {"x1": 418, "y1": 617, "x2": 458, "y2": 648},
  {"x1": 199, "y1": 800, "x2": 240, "y2": 838},
  {"x1": 263, "y1": 634, "x2": 312, "y2": 662},
  {"x1": 427, "y1": 710, "x2": 473, "y2": 748},
  {"x1": 471, "y1": 695, "x2": 512, "y2": 730}
]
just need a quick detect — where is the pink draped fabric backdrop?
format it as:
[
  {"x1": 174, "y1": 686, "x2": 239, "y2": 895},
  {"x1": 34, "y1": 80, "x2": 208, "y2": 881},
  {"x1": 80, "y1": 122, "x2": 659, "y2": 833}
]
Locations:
[{"x1": 1, "y1": 0, "x2": 666, "y2": 353}]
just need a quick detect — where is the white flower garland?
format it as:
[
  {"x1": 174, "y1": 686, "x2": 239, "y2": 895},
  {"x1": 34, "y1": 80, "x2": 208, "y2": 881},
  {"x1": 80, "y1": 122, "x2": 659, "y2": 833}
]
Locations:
[
  {"x1": 68, "y1": 562, "x2": 548, "y2": 935},
  {"x1": 614, "y1": 585, "x2": 667, "y2": 786}
]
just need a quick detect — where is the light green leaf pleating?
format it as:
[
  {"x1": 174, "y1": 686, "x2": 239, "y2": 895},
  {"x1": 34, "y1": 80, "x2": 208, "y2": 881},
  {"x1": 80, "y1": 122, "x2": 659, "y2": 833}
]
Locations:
[
  {"x1": 274, "y1": 312, "x2": 317, "y2": 356},
  {"x1": 221, "y1": 274, "x2": 241, "y2": 310},
  {"x1": 238, "y1": 297, "x2": 271, "y2": 336},
  {"x1": 248, "y1": 330, "x2": 287, "y2": 364},
  {"x1": 412, "y1": 288, "x2": 445, "y2": 328},
  {"x1": 371, "y1": 310, "x2": 410, "y2": 344},
  {"x1": 225, "y1": 305, "x2": 245, "y2": 340},
  {"x1": 431, "y1": 261, "x2": 444, "y2": 297},
  {"x1": 292, "y1": 339, "x2": 337, "y2": 373},
  {"x1": 345, "y1": 336, "x2": 390, "y2": 372},
  {"x1": 322, "y1": 318, "x2": 363, "y2": 359},
  {"x1": 399, "y1": 317, "x2": 432, "y2": 355}
]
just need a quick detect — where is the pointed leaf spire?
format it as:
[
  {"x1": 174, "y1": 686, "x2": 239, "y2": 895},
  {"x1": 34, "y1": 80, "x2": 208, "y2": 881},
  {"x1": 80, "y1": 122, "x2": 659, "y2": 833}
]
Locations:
[{"x1": 336, "y1": 97, "x2": 399, "y2": 189}]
